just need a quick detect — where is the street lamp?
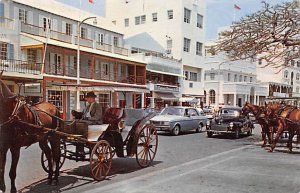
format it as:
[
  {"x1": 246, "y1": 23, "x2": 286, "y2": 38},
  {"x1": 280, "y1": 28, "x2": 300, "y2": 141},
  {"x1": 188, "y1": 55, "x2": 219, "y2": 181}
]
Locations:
[{"x1": 76, "y1": 17, "x2": 97, "y2": 111}]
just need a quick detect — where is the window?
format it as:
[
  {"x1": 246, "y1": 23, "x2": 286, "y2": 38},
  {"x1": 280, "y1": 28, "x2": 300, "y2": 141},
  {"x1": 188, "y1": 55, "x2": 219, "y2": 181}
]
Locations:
[
  {"x1": 234, "y1": 74, "x2": 237, "y2": 82},
  {"x1": 284, "y1": 70, "x2": 288, "y2": 78},
  {"x1": 66, "y1": 23, "x2": 72, "y2": 35},
  {"x1": 196, "y1": 42, "x2": 202, "y2": 55},
  {"x1": 210, "y1": 73, "x2": 215, "y2": 80},
  {"x1": 184, "y1": 71, "x2": 189, "y2": 80},
  {"x1": 297, "y1": 61, "x2": 300, "y2": 68},
  {"x1": 113, "y1": 37, "x2": 118, "y2": 47},
  {"x1": 0, "y1": 42, "x2": 7, "y2": 60},
  {"x1": 141, "y1": 15, "x2": 146, "y2": 24},
  {"x1": 47, "y1": 90, "x2": 63, "y2": 111},
  {"x1": 239, "y1": 75, "x2": 242, "y2": 82},
  {"x1": 188, "y1": 109, "x2": 199, "y2": 116},
  {"x1": 250, "y1": 77, "x2": 253, "y2": 82},
  {"x1": 97, "y1": 33, "x2": 104, "y2": 45},
  {"x1": 28, "y1": 49, "x2": 37, "y2": 63},
  {"x1": 184, "y1": 8, "x2": 191, "y2": 23},
  {"x1": 19, "y1": 9, "x2": 28, "y2": 23},
  {"x1": 124, "y1": 18, "x2": 129, "y2": 27},
  {"x1": 102, "y1": 63, "x2": 109, "y2": 76},
  {"x1": 183, "y1": 38, "x2": 191, "y2": 52},
  {"x1": 296, "y1": 73, "x2": 300, "y2": 80},
  {"x1": 152, "y1": 13, "x2": 157, "y2": 22},
  {"x1": 189, "y1": 82, "x2": 193, "y2": 88},
  {"x1": 80, "y1": 27, "x2": 87, "y2": 39},
  {"x1": 227, "y1": 73, "x2": 231, "y2": 81},
  {"x1": 43, "y1": 17, "x2": 51, "y2": 31},
  {"x1": 98, "y1": 94, "x2": 110, "y2": 107},
  {"x1": 166, "y1": 39, "x2": 172, "y2": 54},
  {"x1": 244, "y1": 76, "x2": 247, "y2": 82},
  {"x1": 209, "y1": 90, "x2": 216, "y2": 104},
  {"x1": 291, "y1": 60, "x2": 295, "y2": 66},
  {"x1": 296, "y1": 87, "x2": 300, "y2": 93},
  {"x1": 190, "y1": 72, "x2": 197, "y2": 81},
  {"x1": 167, "y1": 10, "x2": 173, "y2": 19},
  {"x1": 196, "y1": 14, "x2": 203, "y2": 28},
  {"x1": 135, "y1": 16, "x2": 140, "y2": 25}
]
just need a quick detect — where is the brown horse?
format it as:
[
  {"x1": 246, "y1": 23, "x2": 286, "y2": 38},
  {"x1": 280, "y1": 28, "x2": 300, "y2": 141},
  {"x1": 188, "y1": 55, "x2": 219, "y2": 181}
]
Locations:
[
  {"x1": 0, "y1": 76, "x2": 61, "y2": 193},
  {"x1": 242, "y1": 102, "x2": 271, "y2": 147},
  {"x1": 266, "y1": 102, "x2": 300, "y2": 152}
]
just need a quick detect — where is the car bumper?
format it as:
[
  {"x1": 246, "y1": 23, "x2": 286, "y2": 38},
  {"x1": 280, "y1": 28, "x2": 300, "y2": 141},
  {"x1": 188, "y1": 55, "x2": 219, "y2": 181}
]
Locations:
[
  {"x1": 154, "y1": 125, "x2": 171, "y2": 131},
  {"x1": 206, "y1": 125, "x2": 235, "y2": 134}
]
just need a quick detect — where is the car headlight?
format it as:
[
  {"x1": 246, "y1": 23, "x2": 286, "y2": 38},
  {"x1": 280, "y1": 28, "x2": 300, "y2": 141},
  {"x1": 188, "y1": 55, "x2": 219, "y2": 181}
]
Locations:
[
  {"x1": 162, "y1": 121, "x2": 170, "y2": 125},
  {"x1": 229, "y1": 122, "x2": 234, "y2": 128},
  {"x1": 206, "y1": 120, "x2": 210, "y2": 126}
]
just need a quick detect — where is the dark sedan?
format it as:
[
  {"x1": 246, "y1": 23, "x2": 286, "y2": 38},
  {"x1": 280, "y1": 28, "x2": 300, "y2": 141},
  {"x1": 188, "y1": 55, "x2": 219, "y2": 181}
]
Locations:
[{"x1": 206, "y1": 107, "x2": 254, "y2": 139}]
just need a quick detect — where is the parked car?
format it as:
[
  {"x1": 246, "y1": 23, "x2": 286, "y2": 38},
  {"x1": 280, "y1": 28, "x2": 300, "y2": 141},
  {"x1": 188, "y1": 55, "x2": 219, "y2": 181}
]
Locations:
[
  {"x1": 150, "y1": 106, "x2": 208, "y2": 136},
  {"x1": 203, "y1": 106, "x2": 215, "y2": 119},
  {"x1": 206, "y1": 107, "x2": 254, "y2": 139}
]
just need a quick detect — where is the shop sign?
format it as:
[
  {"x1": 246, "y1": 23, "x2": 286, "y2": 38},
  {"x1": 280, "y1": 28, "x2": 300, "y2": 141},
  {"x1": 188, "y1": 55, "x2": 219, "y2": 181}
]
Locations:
[{"x1": 24, "y1": 83, "x2": 41, "y2": 93}]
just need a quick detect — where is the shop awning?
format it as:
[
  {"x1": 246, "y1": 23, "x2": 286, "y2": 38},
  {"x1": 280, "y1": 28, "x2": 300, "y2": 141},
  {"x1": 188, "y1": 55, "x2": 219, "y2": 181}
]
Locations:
[
  {"x1": 49, "y1": 84, "x2": 149, "y2": 93},
  {"x1": 156, "y1": 92, "x2": 179, "y2": 101},
  {"x1": 179, "y1": 97, "x2": 199, "y2": 103}
]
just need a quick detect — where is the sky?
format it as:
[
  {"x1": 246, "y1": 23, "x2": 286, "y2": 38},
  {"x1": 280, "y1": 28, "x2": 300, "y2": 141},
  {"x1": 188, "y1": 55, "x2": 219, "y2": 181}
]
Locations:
[{"x1": 56, "y1": 0, "x2": 293, "y2": 41}]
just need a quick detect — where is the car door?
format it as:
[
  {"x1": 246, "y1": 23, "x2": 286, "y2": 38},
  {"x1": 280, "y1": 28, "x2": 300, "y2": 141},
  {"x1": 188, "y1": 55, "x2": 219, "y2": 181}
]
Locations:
[
  {"x1": 187, "y1": 108, "x2": 200, "y2": 130},
  {"x1": 180, "y1": 108, "x2": 194, "y2": 131}
]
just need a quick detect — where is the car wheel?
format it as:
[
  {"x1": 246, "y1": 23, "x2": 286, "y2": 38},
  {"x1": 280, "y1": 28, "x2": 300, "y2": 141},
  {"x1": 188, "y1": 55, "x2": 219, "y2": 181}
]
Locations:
[
  {"x1": 172, "y1": 125, "x2": 180, "y2": 136},
  {"x1": 234, "y1": 129, "x2": 240, "y2": 139},
  {"x1": 196, "y1": 123, "x2": 203, "y2": 133},
  {"x1": 207, "y1": 131, "x2": 213, "y2": 138}
]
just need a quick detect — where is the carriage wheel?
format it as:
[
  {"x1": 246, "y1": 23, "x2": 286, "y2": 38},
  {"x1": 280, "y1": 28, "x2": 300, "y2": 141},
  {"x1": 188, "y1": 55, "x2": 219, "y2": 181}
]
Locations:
[
  {"x1": 41, "y1": 141, "x2": 66, "y2": 173},
  {"x1": 90, "y1": 140, "x2": 112, "y2": 181},
  {"x1": 136, "y1": 124, "x2": 158, "y2": 168}
]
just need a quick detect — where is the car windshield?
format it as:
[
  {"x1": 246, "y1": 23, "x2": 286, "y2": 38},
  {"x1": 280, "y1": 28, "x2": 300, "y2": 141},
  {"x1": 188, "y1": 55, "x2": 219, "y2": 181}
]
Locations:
[
  {"x1": 220, "y1": 109, "x2": 240, "y2": 116},
  {"x1": 160, "y1": 108, "x2": 184, "y2": 116}
]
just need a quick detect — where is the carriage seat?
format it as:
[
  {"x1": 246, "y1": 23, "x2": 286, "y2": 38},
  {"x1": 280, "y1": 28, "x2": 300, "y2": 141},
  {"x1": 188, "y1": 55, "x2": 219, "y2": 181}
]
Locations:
[{"x1": 87, "y1": 108, "x2": 125, "y2": 141}]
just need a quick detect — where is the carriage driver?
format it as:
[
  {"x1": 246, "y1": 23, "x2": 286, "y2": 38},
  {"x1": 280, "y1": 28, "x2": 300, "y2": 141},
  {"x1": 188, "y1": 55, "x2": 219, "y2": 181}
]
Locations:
[{"x1": 75, "y1": 91, "x2": 103, "y2": 157}]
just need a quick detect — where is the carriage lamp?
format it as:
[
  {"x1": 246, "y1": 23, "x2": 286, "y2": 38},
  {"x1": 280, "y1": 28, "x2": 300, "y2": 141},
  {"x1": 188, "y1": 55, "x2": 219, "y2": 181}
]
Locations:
[{"x1": 229, "y1": 122, "x2": 234, "y2": 128}]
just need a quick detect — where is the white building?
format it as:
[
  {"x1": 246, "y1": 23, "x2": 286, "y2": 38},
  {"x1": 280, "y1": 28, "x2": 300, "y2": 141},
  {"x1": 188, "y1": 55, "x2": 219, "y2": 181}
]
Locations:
[
  {"x1": 256, "y1": 58, "x2": 299, "y2": 98},
  {"x1": 204, "y1": 42, "x2": 268, "y2": 108},
  {"x1": 0, "y1": 0, "x2": 149, "y2": 119},
  {"x1": 105, "y1": 0, "x2": 206, "y2": 103}
]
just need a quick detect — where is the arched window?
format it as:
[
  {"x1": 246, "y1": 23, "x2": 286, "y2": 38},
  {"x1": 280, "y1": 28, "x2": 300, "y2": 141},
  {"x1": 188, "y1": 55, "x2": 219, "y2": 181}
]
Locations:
[
  {"x1": 296, "y1": 73, "x2": 300, "y2": 81},
  {"x1": 209, "y1": 90, "x2": 216, "y2": 104},
  {"x1": 296, "y1": 87, "x2": 300, "y2": 93},
  {"x1": 284, "y1": 70, "x2": 288, "y2": 78}
]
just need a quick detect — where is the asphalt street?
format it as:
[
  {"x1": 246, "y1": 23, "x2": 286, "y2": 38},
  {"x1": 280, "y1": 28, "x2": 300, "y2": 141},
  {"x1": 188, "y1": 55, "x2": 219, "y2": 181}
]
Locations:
[{"x1": 4, "y1": 124, "x2": 300, "y2": 193}]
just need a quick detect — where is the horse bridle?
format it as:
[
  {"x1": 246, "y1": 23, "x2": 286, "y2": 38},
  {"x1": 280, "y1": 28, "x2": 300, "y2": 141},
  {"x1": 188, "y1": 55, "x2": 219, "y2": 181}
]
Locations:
[{"x1": 0, "y1": 96, "x2": 26, "y2": 128}]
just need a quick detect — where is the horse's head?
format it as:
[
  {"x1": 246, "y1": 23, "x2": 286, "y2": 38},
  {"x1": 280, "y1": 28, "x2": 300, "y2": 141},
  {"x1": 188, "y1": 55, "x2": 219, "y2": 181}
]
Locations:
[
  {"x1": 0, "y1": 78, "x2": 18, "y2": 124},
  {"x1": 242, "y1": 102, "x2": 253, "y2": 116}
]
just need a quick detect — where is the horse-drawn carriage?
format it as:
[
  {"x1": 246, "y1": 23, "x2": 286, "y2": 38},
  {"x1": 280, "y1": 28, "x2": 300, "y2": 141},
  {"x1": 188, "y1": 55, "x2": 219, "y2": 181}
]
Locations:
[{"x1": 40, "y1": 108, "x2": 158, "y2": 181}]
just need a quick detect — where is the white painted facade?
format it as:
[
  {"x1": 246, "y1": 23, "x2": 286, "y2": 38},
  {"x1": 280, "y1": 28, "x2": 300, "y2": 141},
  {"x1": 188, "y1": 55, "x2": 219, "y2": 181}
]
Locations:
[
  {"x1": 204, "y1": 44, "x2": 268, "y2": 108},
  {"x1": 105, "y1": 0, "x2": 206, "y2": 99}
]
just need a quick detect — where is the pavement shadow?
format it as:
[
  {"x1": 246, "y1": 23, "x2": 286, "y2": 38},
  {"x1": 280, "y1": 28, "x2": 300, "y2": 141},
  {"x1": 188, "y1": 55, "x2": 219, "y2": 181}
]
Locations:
[{"x1": 66, "y1": 157, "x2": 162, "y2": 180}]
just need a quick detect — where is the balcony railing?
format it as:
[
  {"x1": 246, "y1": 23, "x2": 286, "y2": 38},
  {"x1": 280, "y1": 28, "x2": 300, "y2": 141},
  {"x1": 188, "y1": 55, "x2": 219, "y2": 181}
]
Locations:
[
  {"x1": 114, "y1": 46, "x2": 129, "y2": 56},
  {"x1": 50, "y1": 30, "x2": 72, "y2": 44},
  {"x1": 0, "y1": 17, "x2": 14, "y2": 30},
  {"x1": 21, "y1": 22, "x2": 47, "y2": 37},
  {"x1": 0, "y1": 59, "x2": 42, "y2": 75},
  {"x1": 95, "y1": 42, "x2": 112, "y2": 53},
  {"x1": 75, "y1": 36, "x2": 93, "y2": 48}
]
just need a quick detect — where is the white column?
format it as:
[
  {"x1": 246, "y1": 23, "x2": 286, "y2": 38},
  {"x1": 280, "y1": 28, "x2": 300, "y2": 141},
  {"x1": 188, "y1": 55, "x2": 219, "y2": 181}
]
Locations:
[
  {"x1": 150, "y1": 97, "x2": 155, "y2": 108},
  {"x1": 257, "y1": 95, "x2": 260, "y2": 106},
  {"x1": 254, "y1": 94, "x2": 257, "y2": 105},
  {"x1": 233, "y1": 94, "x2": 237, "y2": 107},
  {"x1": 141, "y1": 93, "x2": 145, "y2": 108}
]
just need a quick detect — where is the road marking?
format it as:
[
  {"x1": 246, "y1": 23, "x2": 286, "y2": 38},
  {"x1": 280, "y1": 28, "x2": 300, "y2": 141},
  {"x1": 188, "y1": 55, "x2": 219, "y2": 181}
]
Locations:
[{"x1": 85, "y1": 145, "x2": 252, "y2": 193}]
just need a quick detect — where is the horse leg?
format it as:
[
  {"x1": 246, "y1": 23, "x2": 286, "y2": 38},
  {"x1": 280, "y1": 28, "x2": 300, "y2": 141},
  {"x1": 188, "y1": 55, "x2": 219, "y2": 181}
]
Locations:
[
  {"x1": 287, "y1": 130, "x2": 294, "y2": 153},
  {"x1": 0, "y1": 147, "x2": 8, "y2": 192},
  {"x1": 261, "y1": 128, "x2": 267, "y2": 147},
  {"x1": 270, "y1": 121, "x2": 285, "y2": 152},
  {"x1": 50, "y1": 137, "x2": 61, "y2": 186},
  {"x1": 267, "y1": 126, "x2": 272, "y2": 145},
  {"x1": 9, "y1": 147, "x2": 20, "y2": 193},
  {"x1": 39, "y1": 140, "x2": 53, "y2": 185}
]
